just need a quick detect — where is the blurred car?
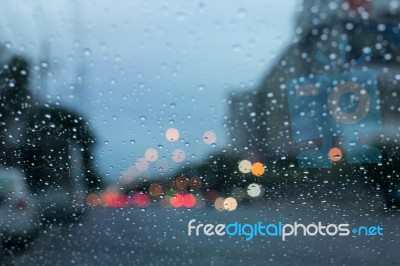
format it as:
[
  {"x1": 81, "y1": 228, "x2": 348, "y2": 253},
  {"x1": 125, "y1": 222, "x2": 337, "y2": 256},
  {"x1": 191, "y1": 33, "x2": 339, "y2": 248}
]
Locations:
[{"x1": 0, "y1": 167, "x2": 40, "y2": 247}]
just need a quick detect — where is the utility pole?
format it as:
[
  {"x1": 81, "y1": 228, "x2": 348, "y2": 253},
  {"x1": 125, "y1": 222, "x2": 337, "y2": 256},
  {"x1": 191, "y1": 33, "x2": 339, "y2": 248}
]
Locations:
[{"x1": 71, "y1": 0, "x2": 87, "y2": 110}]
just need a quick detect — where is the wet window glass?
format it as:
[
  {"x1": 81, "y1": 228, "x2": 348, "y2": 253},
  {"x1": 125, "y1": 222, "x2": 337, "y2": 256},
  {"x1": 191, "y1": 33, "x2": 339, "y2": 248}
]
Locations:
[{"x1": 1, "y1": 0, "x2": 399, "y2": 265}]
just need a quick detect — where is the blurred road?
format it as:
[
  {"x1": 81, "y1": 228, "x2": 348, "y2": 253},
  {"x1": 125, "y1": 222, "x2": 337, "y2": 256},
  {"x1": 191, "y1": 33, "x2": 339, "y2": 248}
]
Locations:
[{"x1": 5, "y1": 194, "x2": 400, "y2": 266}]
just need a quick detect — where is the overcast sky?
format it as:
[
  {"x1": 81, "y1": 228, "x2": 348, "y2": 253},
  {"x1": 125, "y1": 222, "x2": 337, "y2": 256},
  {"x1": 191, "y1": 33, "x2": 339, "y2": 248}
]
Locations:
[{"x1": 0, "y1": 0, "x2": 298, "y2": 181}]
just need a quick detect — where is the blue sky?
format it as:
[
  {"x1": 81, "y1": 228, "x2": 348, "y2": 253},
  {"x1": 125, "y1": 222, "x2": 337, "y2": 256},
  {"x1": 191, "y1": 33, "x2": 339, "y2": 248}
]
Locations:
[{"x1": 0, "y1": 0, "x2": 298, "y2": 181}]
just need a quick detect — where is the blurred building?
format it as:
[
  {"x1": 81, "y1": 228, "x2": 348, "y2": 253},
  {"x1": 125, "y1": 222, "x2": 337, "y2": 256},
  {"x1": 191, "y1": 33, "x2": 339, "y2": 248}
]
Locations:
[
  {"x1": 228, "y1": 0, "x2": 400, "y2": 163},
  {"x1": 226, "y1": 0, "x2": 400, "y2": 205}
]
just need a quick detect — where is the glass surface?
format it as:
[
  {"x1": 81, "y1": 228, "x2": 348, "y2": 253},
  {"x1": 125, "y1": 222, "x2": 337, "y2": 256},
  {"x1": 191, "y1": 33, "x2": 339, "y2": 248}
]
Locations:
[{"x1": 0, "y1": 0, "x2": 399, "y2": 265}]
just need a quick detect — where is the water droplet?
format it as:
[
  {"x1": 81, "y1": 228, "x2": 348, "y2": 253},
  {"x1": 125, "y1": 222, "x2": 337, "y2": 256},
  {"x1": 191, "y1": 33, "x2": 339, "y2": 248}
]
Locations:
[
  {"x1": 176, "y1": 12, "x2": 186, "y2": 21},
  {"x1": 237, "y1": 8, "x2": 247, "y2": 17},
  {"x1": 84, "y1": 48, "x2": 91, "y2": 56},
  {"x1": 4, "y1": 42, "x2": 12, "y2": 49},
  {"x1": 232, "y1": 44, "x2": 242, "y2": 53}
]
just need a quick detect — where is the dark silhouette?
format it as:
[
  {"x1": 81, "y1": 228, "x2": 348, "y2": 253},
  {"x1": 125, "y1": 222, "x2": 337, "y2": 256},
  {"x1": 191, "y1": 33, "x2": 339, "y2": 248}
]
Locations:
[{"x1": 0, "y1": 55, "x2": 103, "y2": 194}]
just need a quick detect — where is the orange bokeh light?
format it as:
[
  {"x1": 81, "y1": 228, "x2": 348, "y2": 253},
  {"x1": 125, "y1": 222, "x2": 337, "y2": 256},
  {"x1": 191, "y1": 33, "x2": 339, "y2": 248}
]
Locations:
[
  {"x1": 329, "y1": 147, "x2": 343, "y2": 162},
  {"x1": 251, "y1": 162, "x2": 265, "y2": 176}
]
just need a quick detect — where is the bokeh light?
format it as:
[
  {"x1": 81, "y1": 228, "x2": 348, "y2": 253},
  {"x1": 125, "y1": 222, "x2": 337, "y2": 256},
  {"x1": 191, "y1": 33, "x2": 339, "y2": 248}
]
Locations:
[
  {"x1": 172, "y1": 149, "x2": 186, "y2": 163},
  {"x1": 238, "y1": 160, "x2": 252, "y2": 174},
  {"x1": 170, "y1": 193, "x2": 184, "y2": 208},
  {"x1": 329, "y1": 147, "x2": 343, "y2": 162},
  {"x1": 165, "y1": 127, "x2": 180, "y2": 142},
  {"x1": 203, "y1": 130, "x2": 217, "y2": 145},
  {"x1": 247, "y1": 183, "x2": 262, "y2": 197},
  {"x1": 129, "y1": 192, "x2": 150, "y2": 208},
  {"x1": 149, "y1": 183, "x2": 163, "y2": 197},
  {"x1": 102, "y1": 192, "x2": 129, "y2": 208},
  {"x1": 183, "y1": 194, "x2": 196, "y2": 208},
  {"x1": 175, "y1": 176, "x2": 189, "y2": 190},
  {"x1": 251, "y1": 162, "x2": 265, "y2": 176},
  {"x1": 86, "y1": 193, "x2": 101, "y2": 206},
  {"x1": 214, "y1": 197, "x2": 225, "y2": 211},
  {"x1": 189, "y1": 176, "x2": 202, "y2": 190},
  {"x1": 145, "y1": 148, "x2": 159, "y2": 162},
  {"x1": 135, "y1": 157, "x2": 149, "y2": 171},
  {"x1": 223, "y1": 197, "x2": 237, "y2": 211}
]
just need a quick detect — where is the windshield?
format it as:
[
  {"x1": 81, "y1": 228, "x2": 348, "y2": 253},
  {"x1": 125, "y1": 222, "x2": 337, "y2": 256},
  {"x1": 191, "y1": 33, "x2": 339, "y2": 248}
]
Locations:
[{"x1": 1, "y1": 0, "x2": 400, "y2": 265}]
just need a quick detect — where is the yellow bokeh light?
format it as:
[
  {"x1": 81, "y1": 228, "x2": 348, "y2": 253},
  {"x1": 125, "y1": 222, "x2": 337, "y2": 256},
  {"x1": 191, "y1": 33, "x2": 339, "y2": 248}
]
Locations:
[
  {"x1": 251, "y1": 162, "x2": 265, "y2": 176},
  {"x1": 223, "y1": 197, "x2": 237, "y2": 211},
  {"x1": 238, "y1": 160, "x2": 252, "y2": 174},
  {"x1": 145, "y1": 148, "x2": 159, "y2": 162},
  {"x1": 165, "y1": 128, "x2": 180, "y2": 142},
  {"x1": 203, "y1": 130, "x2": 217, "y2": 145}
]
